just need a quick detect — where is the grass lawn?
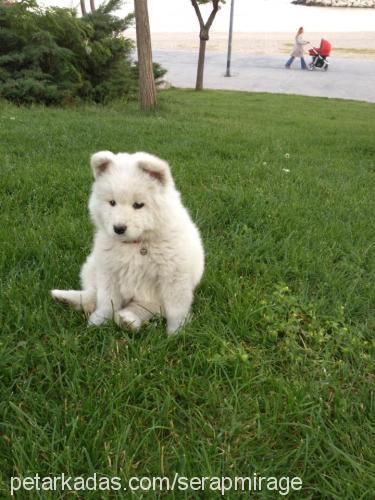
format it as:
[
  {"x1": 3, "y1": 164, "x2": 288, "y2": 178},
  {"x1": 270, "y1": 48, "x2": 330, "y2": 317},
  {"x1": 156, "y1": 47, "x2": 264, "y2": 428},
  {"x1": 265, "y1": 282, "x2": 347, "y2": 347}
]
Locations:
[{"x1": 0, "y1": 89, "x2": 374, "y2": 498}]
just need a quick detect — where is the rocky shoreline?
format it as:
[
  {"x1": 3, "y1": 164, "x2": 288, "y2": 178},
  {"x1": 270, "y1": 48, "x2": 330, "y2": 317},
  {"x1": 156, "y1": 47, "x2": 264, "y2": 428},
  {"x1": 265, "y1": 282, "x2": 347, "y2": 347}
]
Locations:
[{"x1": 292, "y1": 0, "x2": 375, "y2": 7}]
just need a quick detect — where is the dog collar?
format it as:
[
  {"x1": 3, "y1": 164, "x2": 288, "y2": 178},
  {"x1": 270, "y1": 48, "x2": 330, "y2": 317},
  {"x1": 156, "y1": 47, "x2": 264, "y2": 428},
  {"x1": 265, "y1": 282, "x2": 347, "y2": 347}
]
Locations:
[{"x1": 123, "y1": 240, "x2": 148, "y2": 255}]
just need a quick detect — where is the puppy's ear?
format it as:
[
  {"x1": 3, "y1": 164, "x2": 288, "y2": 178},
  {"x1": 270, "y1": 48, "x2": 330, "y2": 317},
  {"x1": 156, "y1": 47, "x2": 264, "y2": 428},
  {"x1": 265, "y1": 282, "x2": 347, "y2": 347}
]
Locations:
[
  {"x1": 134, "y1": 152, "x2": 173, "y2": 187},
  {"x1": 90, "y1": 151, "x2": 115, "y2": 178}
]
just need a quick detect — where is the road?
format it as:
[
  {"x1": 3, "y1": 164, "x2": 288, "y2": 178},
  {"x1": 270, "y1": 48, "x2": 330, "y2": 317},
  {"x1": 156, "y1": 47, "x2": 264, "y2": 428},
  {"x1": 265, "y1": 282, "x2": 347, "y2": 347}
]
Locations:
[{"x1": 153, "y1": 50, "x2": 375, "y2": 103}]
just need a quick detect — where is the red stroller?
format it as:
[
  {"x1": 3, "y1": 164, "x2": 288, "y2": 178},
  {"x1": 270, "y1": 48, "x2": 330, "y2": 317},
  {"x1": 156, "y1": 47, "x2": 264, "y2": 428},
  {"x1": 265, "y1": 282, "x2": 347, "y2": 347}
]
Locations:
[{"x1": 308, "y1": 39, "x2": 332, "y2": 71}]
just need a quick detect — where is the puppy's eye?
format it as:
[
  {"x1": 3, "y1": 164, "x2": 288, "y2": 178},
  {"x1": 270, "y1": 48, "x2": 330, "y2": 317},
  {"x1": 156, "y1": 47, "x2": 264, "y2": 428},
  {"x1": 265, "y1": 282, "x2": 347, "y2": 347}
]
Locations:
[
  {"x1": 133, "y1": 202, "x2": 144, "y2": 209},
  {"x1": 109, "y1": 200, "x2": 116, "y2": 207}
]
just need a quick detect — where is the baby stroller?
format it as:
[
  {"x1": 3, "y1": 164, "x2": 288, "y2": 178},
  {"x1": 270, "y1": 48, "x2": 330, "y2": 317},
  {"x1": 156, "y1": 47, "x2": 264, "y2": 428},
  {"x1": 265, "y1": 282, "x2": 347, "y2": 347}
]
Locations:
[{"x1": 308, "y1": 39, "x2": 331, "y2": 71}]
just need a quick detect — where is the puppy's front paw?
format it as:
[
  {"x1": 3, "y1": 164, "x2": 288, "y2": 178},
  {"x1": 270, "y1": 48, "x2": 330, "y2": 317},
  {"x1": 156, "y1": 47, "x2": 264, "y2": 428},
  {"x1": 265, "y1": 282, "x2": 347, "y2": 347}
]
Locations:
[
  {"x1": 88, "y1": 311, "x2": 107, "y2": 327},
  {"x1": 167, "y1": 323, "x2": 180, "y2": 336},
  {"x1": 115, "y1": 309, "x2": 142, "y2": 331},
  {"x1": 166, "y1": 313, "x2": 191, "y2": 336}
]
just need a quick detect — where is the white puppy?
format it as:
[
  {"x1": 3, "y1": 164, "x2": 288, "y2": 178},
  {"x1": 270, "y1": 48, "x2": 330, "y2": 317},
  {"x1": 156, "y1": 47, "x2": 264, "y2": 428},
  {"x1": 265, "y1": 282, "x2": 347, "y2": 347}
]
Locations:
[{"x1": 51, "y1": 151, "x2": 204, "y2": 335}]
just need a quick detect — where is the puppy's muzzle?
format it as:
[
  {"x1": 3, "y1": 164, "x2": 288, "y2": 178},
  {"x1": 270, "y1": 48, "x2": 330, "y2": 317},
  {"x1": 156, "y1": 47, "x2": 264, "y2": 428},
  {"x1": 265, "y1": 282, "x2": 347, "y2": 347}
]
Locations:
[{"x1": 113, "y1": 224, "x2": 127, "y2": 235}]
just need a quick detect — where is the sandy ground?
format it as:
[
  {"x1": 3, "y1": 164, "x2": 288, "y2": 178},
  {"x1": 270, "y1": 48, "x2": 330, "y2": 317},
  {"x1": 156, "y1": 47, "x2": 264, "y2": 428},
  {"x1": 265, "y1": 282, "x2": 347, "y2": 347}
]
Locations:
[{"x1": 129, "y1": 32, "x2": 375, "y2": 59}]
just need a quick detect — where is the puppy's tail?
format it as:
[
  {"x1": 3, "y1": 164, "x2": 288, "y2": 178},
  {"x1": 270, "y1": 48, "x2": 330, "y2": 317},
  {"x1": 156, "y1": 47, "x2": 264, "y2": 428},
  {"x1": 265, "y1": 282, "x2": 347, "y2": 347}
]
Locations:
[{"x1": 51, "y1": 289, "x2": 96, "y2": 315}]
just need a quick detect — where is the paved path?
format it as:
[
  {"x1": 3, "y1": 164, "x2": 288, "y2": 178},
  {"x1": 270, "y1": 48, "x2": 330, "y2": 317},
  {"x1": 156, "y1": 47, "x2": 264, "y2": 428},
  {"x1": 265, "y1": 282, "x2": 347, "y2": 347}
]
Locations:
[{"x1": 154, "y1": 50, "x2": 375, "y2": 103}]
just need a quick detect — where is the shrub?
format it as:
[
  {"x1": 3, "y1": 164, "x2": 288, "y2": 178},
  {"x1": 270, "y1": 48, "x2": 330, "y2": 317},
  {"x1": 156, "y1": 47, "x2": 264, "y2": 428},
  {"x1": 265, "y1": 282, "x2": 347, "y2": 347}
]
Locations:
[{"x1": 0, "y1": 0, "x2": 165, "y2": 105}]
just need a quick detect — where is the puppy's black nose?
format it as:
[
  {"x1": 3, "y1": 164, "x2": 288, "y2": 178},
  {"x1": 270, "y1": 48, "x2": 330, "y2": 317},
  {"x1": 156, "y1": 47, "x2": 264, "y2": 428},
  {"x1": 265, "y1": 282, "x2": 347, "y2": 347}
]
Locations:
[{"x1": 113, "y1": 225, "x2": 127, "y2": 235}]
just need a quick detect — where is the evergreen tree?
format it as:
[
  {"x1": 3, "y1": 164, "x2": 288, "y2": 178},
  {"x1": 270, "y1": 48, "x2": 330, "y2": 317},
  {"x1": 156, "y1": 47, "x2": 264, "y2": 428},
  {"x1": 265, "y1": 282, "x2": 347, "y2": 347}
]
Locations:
[{"x1": 0, "y1": 0, "x2": 165, "y2": 105}]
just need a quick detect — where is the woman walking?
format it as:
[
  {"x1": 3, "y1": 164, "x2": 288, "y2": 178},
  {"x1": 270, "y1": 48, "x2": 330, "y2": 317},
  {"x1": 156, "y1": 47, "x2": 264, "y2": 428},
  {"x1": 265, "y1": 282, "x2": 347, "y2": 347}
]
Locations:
[{"x1": 285, "y1": 27, "x2": 309, "y2": 70}]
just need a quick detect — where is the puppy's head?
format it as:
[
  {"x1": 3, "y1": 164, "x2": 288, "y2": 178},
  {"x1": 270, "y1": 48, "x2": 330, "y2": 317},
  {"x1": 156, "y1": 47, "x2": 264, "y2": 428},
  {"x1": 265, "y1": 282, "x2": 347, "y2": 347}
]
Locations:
[{"x1": 88, "y1": 151, "x2": 175, "y2": 242}]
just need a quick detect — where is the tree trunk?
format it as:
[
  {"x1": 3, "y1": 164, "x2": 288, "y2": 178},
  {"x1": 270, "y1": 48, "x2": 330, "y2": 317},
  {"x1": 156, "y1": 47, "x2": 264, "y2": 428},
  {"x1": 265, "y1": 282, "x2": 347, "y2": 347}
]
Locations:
[
  {"x1": 134, "y1": 0, "x2": 157, "y2": 111},
  {"x1": 191, "y1": 0, "x2": 220, "y2": 91},
  {"x1": 80, "y1": 0, "x2": 87, "y2": 16},
  {"x1": 196, "y1": 38, "x2": 206, "y2": 91},
  {"x1": 89, "y1": 0, "x2": 96, "y2": 11}
]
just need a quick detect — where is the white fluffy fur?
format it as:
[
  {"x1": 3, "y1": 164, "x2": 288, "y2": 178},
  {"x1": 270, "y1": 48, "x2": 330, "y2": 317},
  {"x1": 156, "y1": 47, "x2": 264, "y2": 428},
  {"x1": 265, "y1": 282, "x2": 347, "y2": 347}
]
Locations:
[{"x1": 51, "y1": 151, "x2": 204, "y2": 335}]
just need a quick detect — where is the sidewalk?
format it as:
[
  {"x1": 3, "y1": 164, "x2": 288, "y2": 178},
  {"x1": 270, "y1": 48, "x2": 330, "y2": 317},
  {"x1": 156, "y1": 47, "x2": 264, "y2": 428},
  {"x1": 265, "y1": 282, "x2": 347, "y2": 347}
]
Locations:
[{"x1": 153, "y1": 50, "x2": 375, "y2": 102}]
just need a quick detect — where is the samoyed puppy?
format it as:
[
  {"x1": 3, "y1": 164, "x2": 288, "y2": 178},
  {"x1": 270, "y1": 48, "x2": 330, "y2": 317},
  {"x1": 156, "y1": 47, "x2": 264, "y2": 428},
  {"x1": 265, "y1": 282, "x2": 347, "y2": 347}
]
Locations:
[{"x1": 51, "y1": 151, "x2": 204, "y2": 335}]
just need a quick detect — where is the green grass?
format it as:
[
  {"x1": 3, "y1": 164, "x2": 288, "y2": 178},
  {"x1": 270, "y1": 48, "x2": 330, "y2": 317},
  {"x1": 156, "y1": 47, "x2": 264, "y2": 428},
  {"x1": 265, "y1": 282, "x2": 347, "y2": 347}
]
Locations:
[{"x1": 0, "y1": 90, "x2": 374, "y2": 499}]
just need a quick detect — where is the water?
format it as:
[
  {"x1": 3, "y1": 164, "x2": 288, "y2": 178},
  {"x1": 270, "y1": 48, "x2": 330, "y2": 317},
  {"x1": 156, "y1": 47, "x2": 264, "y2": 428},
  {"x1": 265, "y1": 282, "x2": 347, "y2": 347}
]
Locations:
[
  {"x1": 41, "y1": 0, "x2": 375, "y2": 32},
  {"x1": 146, "y1": 0, "x2": 375, "y2": 32}
]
